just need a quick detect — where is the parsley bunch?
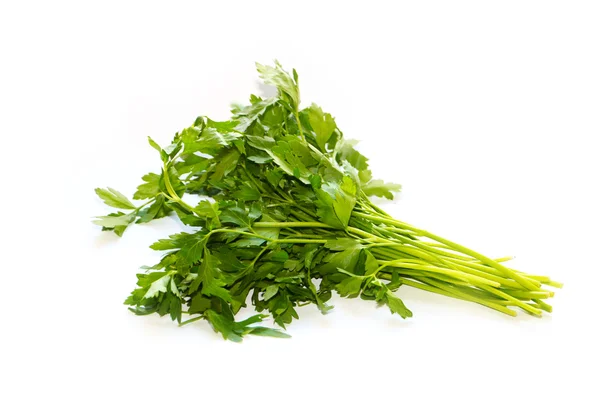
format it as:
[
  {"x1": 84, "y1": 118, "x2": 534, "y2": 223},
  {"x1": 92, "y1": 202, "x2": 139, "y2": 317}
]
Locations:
[{"x1": 95, "y1": 62, "x2": 561, "y2": 341}]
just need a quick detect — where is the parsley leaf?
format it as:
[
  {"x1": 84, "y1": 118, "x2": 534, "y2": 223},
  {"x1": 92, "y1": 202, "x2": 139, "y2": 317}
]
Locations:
[
  {"x1": 315, "y1": 176, "x2": 357, "y2": 229},
  {"x1": 307, "y1": 103, "x2": 336, "y2": 151},
  {"x1": 95, "y1": 187, "x2": 136, "y2": 209}
]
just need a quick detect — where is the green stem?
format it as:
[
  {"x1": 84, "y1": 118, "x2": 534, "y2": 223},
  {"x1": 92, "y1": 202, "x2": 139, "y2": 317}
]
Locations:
[
  {"x1": 503, "y1": 289, "x2": 553, "y2": 299},
  {"x1": 479, "y1": 285, "x2": 542, "y2": 316},
  {"x1": 378, "y1": 273, "x2": 517, "y2": 317},
  {"x1": 241, "y1": 165, "x2": 267, "y2": 196},
  {"x1": 294, "y1": 110, "x2": 307, "y2": 144},
  {"x1": 416, "y1": 277, "x2": 519, "y2": 317},
  {"x1": 253, "y1": 221, "x2": 331, "y2": 229},
  {"x1": 207, "y1": 228, "x2": 327, "y2": 245},
  {"x1": 179, "y1": 315, "x2": 204, "y2": 327},
  {"x1": 278, "y1": 239, "x2": 327, "y2": 244},
  {"x1": 162, "y1": 164, "x2": 195, "y2": 211},
  {"x1": 533, "y1": 299, "x2": 553, "y2": 313},
  {"x1": 442, "y1": 257, "x2": 542, "y2": 288},
  {"x1": 439, "y1": 258, "x2": 528, "y2": 290},
  {"x1": 134, "y1": 198, "x2": 155, "y2": 212},
  {"x1": 250, "y1": 244, "x2": 273, "y2": 267},
  {"x1": 353, "y1": 211, "x2": 540, "y2": 291},
  {"x1": 380, "y1": 259, "x2": 501, "y2": 287}
]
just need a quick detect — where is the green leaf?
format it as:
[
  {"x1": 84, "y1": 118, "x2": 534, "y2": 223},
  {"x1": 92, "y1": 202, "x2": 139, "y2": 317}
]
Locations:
[
  {"x1": 234, "y1": 314, "x2": 267, "y2": 328},
  {"x1": 307, "y1": 103, "x2": 336, "y2": 151},
  {"x1": 230, "y1": 237, "x2": 266, "y2": 248},
  {"x1": 190, "y1": 249, "x2": 219, "y2": 292},
  {"x1": 194, "y1": 200, "x2": 221, "y2": 228},
  {"x1": 263, "y1": 285, "x2": 279, "y2": 301},
  {"x1": 385, "y1": 291, "x2": 413, "y2": 319},
  {"x1": 247, "y1": 327, "x2": 291, "y2": 339},
  {"x1": 189, "y1": 294, "x2": 212, "y2": 314},
  {"x1": 283, "y1": 136, "x2": 318, "y2": 167},
  {"x1": 336, "y1": 276, "x2": 364, "y2": 298},
  {"x1": 309, "y1": 174, "x2": 322, "y2": 189},
  {"x1": 133, "y1": 173, "x2": 161, "y2": 200},
  {"x1": 364, "y1": 249, "x2": 380, "y2": 276},
  {"x1": 189, "y1": 249, "x2": 231, "y2": 303},
  {"x1": 247, "y1": 136, "x2": 311, "y2": 184},
  {"x1": 363, "y1": 179, "x2": 402, "y2": 200},
  {"x1": 320, "y1": 244, "x2": 362, "y2": 275},
  {"x1": 96, "y1": 211, "x2": 133, "y2": 236},
  {"x1": 232, "y1": 185, "x2": 261, "y2": 201},
  {"x1": 250, "y1": 203, "x2": 262, "y2": 221},
  {"x1": 174, "y1": 154, "x2": 211, "y2": 176},
  {"x1": 170, "y1": 278, "x2": 180, "y2": 297},
  {"x1": 325, "y1": 238, "x2": 362, "y2": 251},
  {"x1": 268, "y1": 250, "x2": 289, "y2": 262},
  {"x1": 234, "y1": 98, "x2": 279, "y2": 133},
  {"x1": 247, "y1": 154, "x2": 273, "y2": 164},
  {"x1": 181, "y1": 126, "x2": 241, "y2": 156},
  {"x1": 220, "y1": 204, "x2": 256, "y2": 228},
  {"x1": 265, "y1": 168, "x2": 284, "y2": 187},
  {"x1": 204, "y1": 309, "x2": 242, "y2": 342},
  {"x1": 336, "y1": 139, "x2": 369, "y2": 172},
  {"x1": 93, "y1": 213, "x2": 135, "y2": 228},
  {"x1": 256, "y1": 61, "x2": 300, "y2": 111},
  {"x1": 206, "y1": 118, "x2": 239, "y2": 132},
  {"x1": 246, "y1": 135, "x2": 276, "y2": 151},
  {"x1": 150, "y1": 231, "x2": 208, "y2": 265},
  {"x1": 315, "y1": 176, "x2": 357, "y2": 229},
  {"x1": 137, "y1": 195, "x2": 171, "y2": 224},
  {"x1": 136, "y1": 271, "x2": 168, "y2": 288},
  {"x1": 169, "y1": 295, "x2": 182, "y2": 323},
  {"x1": 112, "y1": 224, "x2": 129, "y2": 237},
  {"x1": 284, "y1": 260, "x2": 301, "y2": 271},
  {"x1": 144, "y1": 275, "x2": 171, "y2": 298},
  {"x1": 211, "y1": 148, "x2": 240, "y2": 183},
  {"x1": 95, "y1": 188, "x2": 136, "y2": 209},
  {"x1": 203, "y1": 281, "x2": 232, "y2": 302},
  {"x1": 147, "y1": 136, "x2": 162, "y2": 153}
]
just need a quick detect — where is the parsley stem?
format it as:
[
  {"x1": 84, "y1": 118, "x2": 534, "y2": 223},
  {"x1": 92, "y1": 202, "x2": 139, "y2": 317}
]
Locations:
[
  {"x1": 253, "y1": 221, "x2": 331, "y2": 229},
  {"x1": 294, "y1": 110, "x2": 307, "y2": 144},
  {"x1": 134, "y1": 198, "x2": 155, "y2": 212},
  {"x1": 546, "y1": 280, "x2": 564, "y2": 288},
  {"x1": 250, "y1": 244, "x2": 273, "y2": 267},
  {"x1": 352, "y1": 211, "x2": 539, "y2": 291},
  {"x1": 436, "y1": 258, "x2": 527, "y2": 290},
  {"x1": 161, "y1": 164, "x2": 196, "y2": 212},
  {"x1": 380, "y1": 260, "x2": 501, "y2": 287},
  {"x1": 533, "y1": 299, "x2": 553, "y2": 313},
  {"x1": 378, "y1": 274, "x2": 517, "y2": 316},
  {"x1": 371, "y1": 243, "x2": 539, "y2": 290},
  {"x1": 415, "y1": 277, "x2": 520, "y2": 317},
  {"x1": 278, "y1": 239, "x2": 327, "y2": 244},
  {"x1": 241, "y1": 165, "x2": 267, "y2": 196},
  {"x1": 205, "y1": 227, "x2": 328, "y2": 245},
  {"x1": 179, "y1": 316, "x2": 204, "y2": 327},
  {"x1": 478, "y1": 284, "x2": 542, "y2": 316}
]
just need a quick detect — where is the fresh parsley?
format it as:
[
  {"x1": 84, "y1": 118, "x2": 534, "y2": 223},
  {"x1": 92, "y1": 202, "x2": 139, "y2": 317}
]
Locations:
[{"x1": 95, "y1": 62, "x2": 561, "y2": 341}]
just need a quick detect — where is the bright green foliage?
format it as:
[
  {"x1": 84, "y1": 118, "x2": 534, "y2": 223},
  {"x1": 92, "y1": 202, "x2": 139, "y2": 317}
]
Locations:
[
  {"x1": 95, "y1": 188, "x2": 136, "y2": 209},
  {"x1": 306, "y1": 103, "x2": 336, "y2": 151},
  {"x1": 96, "y1": 61, "x2": 559, "y2": 341},
  {"x1": 362, "y1": 180, "x2": 402, "y2": 200}
]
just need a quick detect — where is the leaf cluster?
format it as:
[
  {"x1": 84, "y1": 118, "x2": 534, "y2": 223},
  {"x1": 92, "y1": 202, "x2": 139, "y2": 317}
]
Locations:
[{"x1": 95, "y1": 61, "x2": 558, "y2": 340}]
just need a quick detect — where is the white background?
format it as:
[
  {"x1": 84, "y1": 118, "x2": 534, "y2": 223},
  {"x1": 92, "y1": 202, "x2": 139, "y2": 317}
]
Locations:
[{"x1": 2, "y1": 1, "x2": 599, "y2": 399}]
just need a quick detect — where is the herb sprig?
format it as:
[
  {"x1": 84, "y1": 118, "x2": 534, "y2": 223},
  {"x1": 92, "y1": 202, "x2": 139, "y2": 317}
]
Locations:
[{"x1": 95, "y1": 61, "x2": 561, "y2": 341}]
